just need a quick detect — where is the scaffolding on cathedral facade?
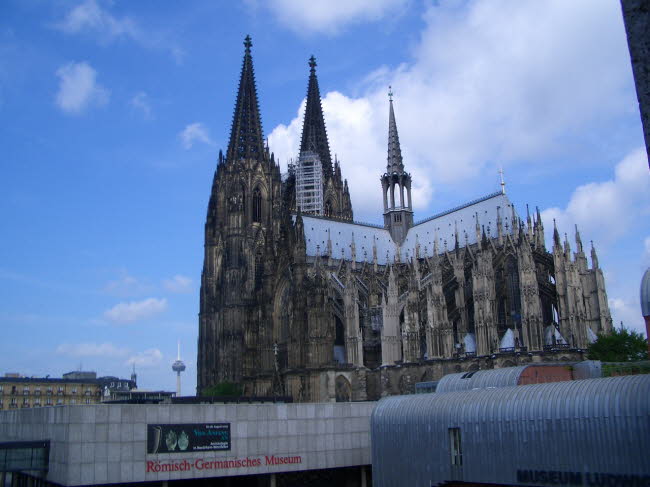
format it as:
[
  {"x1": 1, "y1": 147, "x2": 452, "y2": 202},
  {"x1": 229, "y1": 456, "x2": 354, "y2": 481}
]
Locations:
[{"x1": 295, "y1": 150, "x2": 324, "y2": 215}]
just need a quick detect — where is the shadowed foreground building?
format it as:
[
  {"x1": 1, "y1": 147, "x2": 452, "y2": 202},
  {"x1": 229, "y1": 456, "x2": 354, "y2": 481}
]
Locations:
[{"x1": 197, "y1": 37, "x2": 613, "y2": 402}]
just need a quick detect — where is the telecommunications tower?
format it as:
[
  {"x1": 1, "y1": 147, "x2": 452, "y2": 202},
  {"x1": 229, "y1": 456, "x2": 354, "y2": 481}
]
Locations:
[{"x1": 171, "y1": 341, "x2": 186, "y2": 396}]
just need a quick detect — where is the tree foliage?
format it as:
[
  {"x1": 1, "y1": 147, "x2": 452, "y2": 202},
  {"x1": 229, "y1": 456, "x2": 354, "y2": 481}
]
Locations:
[
  {"x1": 202, "y1": 382, "x2": 242, "y2": 397},
  {"x1": 587, "y1": 326, "x2": 648, "y2": 362}
]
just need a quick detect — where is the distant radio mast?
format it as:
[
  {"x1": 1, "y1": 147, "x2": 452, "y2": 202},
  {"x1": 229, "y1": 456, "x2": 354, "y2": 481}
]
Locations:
[{"x1": 171, "y1": 341, "x2": 186, "y2": 397}]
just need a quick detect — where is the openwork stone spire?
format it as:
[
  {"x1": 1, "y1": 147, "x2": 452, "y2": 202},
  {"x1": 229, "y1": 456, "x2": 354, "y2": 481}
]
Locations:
[
  {"x1": 300, "y1": 55, "x2": 333, "y2": 177},
  {"x1": 387, "y1": 86, "x2": 404, "y2": 174},
  {"x1": 381, "y1": 88, "x2": 413, "y2": 244},
  {"x1": 226, "y1": 35, "x2": 265, "y2": 162}
]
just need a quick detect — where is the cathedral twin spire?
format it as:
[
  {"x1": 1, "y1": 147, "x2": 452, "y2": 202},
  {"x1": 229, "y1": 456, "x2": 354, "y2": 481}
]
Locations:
[
  {"x1": 300, "y1": 55, "x2": 333, "y2": 178},
  {"x1": 226, "y1": 38, "x2": 334, "y2": 178},
  {"x1": 226, "y1": 35, "x2": 265, "y2": 162}
]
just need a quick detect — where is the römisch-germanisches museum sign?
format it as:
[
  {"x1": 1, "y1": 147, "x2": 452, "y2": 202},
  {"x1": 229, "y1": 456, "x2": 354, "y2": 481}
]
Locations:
[{"x1": 147, "y1": 423, "x2": 231, "y2": 454}]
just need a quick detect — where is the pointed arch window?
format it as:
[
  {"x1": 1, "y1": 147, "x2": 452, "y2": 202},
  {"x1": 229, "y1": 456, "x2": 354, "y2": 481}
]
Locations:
[
  {"x1": 506, "y1": 256, "x2": 522, "y2": 328},
  {"x1": 255, "y1": 248, "x2": 264, "y2": 289},
  {"x1": 253, "y1": 187, "x2": 262, "y2": 223},
  {"x1": 324, "y1": 200, "x2": 332, "y2": 217},
  {"x1": 241, "y1": 184, "x2": 246, "y2": 213}
]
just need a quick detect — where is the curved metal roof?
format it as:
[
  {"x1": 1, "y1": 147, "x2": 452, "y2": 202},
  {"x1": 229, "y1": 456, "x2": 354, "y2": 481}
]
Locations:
[
  {"x1": 641, "y1": 267, "x2": 650, "y2": 317},
  {"x1": 435, "y1": 366, "x2": 527, "y2": 393},
  {"x1": 374, "y1": 375, "x2": 650, "y2": 424},
  {"x1": 371, "y1": 376, "x2": 650, "y2": 486}
]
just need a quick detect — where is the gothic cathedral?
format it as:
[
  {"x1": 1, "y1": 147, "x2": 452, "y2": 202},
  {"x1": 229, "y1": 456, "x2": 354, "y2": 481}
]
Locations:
[{"x1": 197, "y1": 37, "x2": 612, "y2": 402}]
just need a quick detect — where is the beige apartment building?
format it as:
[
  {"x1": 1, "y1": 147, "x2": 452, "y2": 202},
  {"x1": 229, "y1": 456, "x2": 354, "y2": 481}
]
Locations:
[{"x1": 0, "y1": 371, "x2": 135, "y2": 409}]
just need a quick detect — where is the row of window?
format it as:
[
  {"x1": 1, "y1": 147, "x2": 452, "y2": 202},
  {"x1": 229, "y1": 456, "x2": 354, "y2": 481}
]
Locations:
[
  {"x1": 0, "y1": 397, "x2": 94, "y2": 408},
  {"x1": 0, "y1": 385, "x2": 95, "y2": 395}
]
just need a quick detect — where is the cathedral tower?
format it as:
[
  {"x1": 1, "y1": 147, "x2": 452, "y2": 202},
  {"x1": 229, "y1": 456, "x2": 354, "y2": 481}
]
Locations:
[
  {"x1": 300, "y1": 56, "x2": 332, "y2": 179},
  {"x1": 198, "y1": 36, "x2": 285, "y2": 392},
  {"x1": 297, "y1": 56, "x2": 353, "y2": 220},
  {"x1": 381, "y1": 88, "x2": 413, "y2": 243}
]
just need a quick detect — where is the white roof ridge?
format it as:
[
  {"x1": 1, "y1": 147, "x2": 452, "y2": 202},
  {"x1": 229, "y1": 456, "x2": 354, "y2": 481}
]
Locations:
[{"x1": 414, "y1": 191, "x2": 505, "y2": 227}]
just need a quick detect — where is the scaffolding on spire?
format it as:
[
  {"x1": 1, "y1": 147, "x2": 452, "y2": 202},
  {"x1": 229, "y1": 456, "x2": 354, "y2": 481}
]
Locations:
[{"x1": 296, "y1": 151, "x2": 324, "y2": 215}]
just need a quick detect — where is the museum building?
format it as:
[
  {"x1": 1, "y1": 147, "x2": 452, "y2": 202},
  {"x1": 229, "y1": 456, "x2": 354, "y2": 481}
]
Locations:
[
  {"x1": 0, "y1": 400, "x2": 373, "y2": 487},
  {"x1": 1, "y1": 367, "x2": 647, "y2": 487}
]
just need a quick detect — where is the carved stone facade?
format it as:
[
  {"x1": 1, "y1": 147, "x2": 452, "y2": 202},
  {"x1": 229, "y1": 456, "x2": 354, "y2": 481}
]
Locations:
[{"x1": 197, "y1": 38, "x2": 613, "y2": 402}]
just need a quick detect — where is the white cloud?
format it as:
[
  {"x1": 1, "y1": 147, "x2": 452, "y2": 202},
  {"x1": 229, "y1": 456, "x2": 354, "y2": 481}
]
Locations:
[
  {"x1": 125, "y1": 348, "x2": 163, "y2": 367},
  {"x1": 163, "y1": 275, "x2": 192, "y2": 294},
  {"x1": 56, "y1": 342, "x2": 128, "y2": 358},
  {"x1": 609, "y1": 297, "x2": 643, "y2": 332},
  {"x1": 268, "y1": 0, "x2": 633, "y2": 221},
  {"x1": 268, "y1": 99, "x2": 305, "y2": 167},
  {"x1": 104, "y1": 298, "x2": 167, "y2": 324},
  {"x1": 179, "y1": 123, "x2": 214, "y2": 149},
  {"x1": 103, "y1": 272, "x2": 151, "y2": 297},
  {"x1": 56, "y1": 0, "x2": 138, "y2": 41},
  {"x1": 55, "y1": 61, "x2": 109, "y2": 114},
  {"x1": 264, "y1": 0, "x2": 407, "y2": 35},
  {"x1": 56, "y1": 0, "x2": 183, "y2": 63},
  {"x1": 130, "y1": 91, "x2": 152, "y2": 118},
  {"x1": 541, "y1": 148, "x2": 649, "y2": 247}
]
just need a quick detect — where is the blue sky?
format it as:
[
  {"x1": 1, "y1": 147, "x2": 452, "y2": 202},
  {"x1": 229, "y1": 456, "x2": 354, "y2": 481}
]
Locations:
[{"x1": 1, "y1": 0, "x2": 648, "y2": 394}]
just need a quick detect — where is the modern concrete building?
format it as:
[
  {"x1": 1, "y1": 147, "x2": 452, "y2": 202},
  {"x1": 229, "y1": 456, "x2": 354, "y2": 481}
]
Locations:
[
  {"x1": 0, "y1": 401, "x2": 373, "y2": 486},
  {"x1": 3, "y1": 365, "x2": 648, "y2": 486}
]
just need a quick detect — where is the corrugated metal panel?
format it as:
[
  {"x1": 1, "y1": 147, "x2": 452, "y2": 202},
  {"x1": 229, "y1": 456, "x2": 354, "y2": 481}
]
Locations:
[
  {"x1": 572, "y1": 360, "x2": 602, "y2": 380},
  {"x1": 371, "y1": 375, "x2": 650, "y2": 487},
  {"x1": 435, "y1": 366, "x2": 526, "y2": 393}
]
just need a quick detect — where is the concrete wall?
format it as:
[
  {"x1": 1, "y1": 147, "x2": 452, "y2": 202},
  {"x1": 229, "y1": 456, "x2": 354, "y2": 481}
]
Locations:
[{"x1": 0, "y1": 402, "x2": 374, "y2": 486}]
